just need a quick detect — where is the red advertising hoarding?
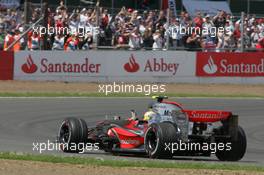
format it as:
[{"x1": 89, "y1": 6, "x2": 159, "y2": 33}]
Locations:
[
  {"x1": 0, "y1": 51, "x2": 14, "y2": 80},
  {"x1": 196, "y1": 52, "x2": 264, "y2": 77}
]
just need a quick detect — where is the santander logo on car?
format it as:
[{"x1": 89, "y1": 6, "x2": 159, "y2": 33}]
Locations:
[{"x1": 21, "y1": 54, "x2": 38, "y2": 74}]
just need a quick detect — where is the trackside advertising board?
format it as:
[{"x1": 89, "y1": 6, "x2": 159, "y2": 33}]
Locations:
[
  {"x1": 14, "y1": 51, "x2": 196, "y2": 82},
  {"x1": 196, "y1": 52, "x2": 264, "y2": 77},
  {"x1": 0, "y1": 51, "x2": 14, "y2": 80}
]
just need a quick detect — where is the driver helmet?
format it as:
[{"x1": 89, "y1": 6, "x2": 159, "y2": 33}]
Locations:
[{"x1": 143, "y1": 110, "x2": 156, "y2": 121}]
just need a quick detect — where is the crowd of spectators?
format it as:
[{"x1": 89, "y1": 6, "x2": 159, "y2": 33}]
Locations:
[{"x1": 0, "y1": 1, "x2": 264, "y2": 51}]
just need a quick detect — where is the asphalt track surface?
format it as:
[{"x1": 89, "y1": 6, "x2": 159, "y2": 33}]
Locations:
[{"x1": 0, "y1": 97, "x2": 263, "y2": 165}]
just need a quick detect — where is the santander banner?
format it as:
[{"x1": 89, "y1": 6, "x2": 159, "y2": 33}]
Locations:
[
  {"x1": 14, "y1": 51, "x2": 105, "y2": 82},
  {"x1": 196, "y1": 52, "x2": 264, "y2": 77},
  {"x1": 14, "y1": 51, "x2": 196, "y2": 82}
]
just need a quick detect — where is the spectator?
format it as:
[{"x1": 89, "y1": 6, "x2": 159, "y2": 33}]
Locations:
[
  {"x1": 224, "y1": 20, "x2": 234, "y2": 36},
  {"x1": 18, "y1": 27, "x2": 26, "y2": 50},
  {"x1": 152, "y1": 29, "x2": 163, "y2": 50},
  {"x1": 64, "y1": 33, "x2": 79, "y2": 51},
  {"x1": 68, "y1": 13, "x2": 79, "y2": 33},
  {"x1": 202, "y1": 15, "x2": 216, "y2": 47},
  {"x1": 186, "y1": 32, "x2": 201, "y2": 51},
  {"x1": 101, "y1": 9, "x2": 110, "y2": 30},
  {"x1": 201, "y1": 15, "x2": 217, "y2": 52},
  {"x1": 257, "y1": 18, "x2": 264, "y2": 32},
  {"x1": 78, "y1": 33, "x2": 93, "y2": 50},
  {"x1": 115, "y1": 25, "x2": 127, "y2": 47},
  {"x1": 216, "y1": 30, "x2": 235, "y2": 52},
  {"x1": 128, "y1": 27, "x2": 142, "y2": 50},
  {"x1": 52, "y1": 33, "x2": 65, "y2": 50},
  {"x1": 13, "y1": 29, "x2": 21, "y2": 51},
  {"x1": 3, "y1": 31, "x2": 15, "y2": 51},
  {"x1": 28, "y1": 31, "x2": 41, "y2": 50},
  {"x1": 202, "y1": 15, "x2": 214, "y2": 36},
  {"x1": 233, "y1": 23, "x2": 241, "y2": 44},
  {"x1": 155, "y1": 10, "x2": 167, "y2": 26},
  {"x1": 138, "y1": 17, "x2": 146, "y2": 35},
  {"x1": 142, "y1": 27, "x2": 153, "y2": 49},
  {"x1": 179, "y1": 11, "x2": 191, "y2": 26},
  {"x1": 244, "y1": 28, "x2": 252, "y2": 49},
  {"x1": 213, "y1": 10, "x2": 226, "y2": 28},
  {"x1": 251, "y1": 27, "x2": 263, "y2": 47},
  {"x1": 193, "y1": 11, "x2": 203, "y2": 28},
  {"x1": 167, "y1": 18, "x2": 183, "y2": 49},
  {"x1": 256, "y1": 38, "x2": 264, "y2": 51}
]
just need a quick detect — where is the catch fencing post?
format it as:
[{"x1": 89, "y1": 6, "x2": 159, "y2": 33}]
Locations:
[
  {"x1": 43, "y1": 0, "x2": 49, "y2": 50},
  {"x1": 166, "y1": 8, "x2": 170, "y2": 50},
  {"x1": 95, "y1": 0, "x2": 100, "y2": 49},
  {"x1": 240, "y1": 12, "x2": 245, "y2": 52}
]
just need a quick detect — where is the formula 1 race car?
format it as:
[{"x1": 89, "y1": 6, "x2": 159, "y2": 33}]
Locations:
[{"x1": 57, "y1": 96, "x2": 247, "y2": 161}]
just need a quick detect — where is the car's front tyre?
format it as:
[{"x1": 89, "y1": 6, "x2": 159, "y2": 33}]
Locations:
[
  {"x1": 145, "y1": 122, "x2": 179, "y2": 159},
  {"x1": 58, "y1": 117, "x2": 88, "y2": 153}
]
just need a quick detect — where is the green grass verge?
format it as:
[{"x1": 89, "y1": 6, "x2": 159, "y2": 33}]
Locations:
[
  {"x1": 0, "y1": 152, "x2": 263, "y2": 172},
  {"x1": 0, "y1": 92, "x2": 263, "y2": 98}
]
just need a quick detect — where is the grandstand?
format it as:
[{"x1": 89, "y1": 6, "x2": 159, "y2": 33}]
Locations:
[{"x1": 0, "y1": 0, "x2": 264, "y2": 52}]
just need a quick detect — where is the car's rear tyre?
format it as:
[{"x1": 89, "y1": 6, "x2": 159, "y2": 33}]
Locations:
[
  {"x1": 145, "y1": 122, "x2": 179, "y2": 159},
  {"x1": 58, "y1": 117, "x2": 88, "y2": 153},
  {"x1": 216, "y1": 126, "x2": 247, "y2": 161}
]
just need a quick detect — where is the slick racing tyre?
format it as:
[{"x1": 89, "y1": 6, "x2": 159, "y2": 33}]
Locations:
[
  {"x1": 145, "y1": 122, "x2": 179, "y2": 159},
  {"x1": 58, "y1": 117, "x2": 88, "y2": 153},
  {"x1": 216, "y1": 126, "x2": 247, "y2": 161}
]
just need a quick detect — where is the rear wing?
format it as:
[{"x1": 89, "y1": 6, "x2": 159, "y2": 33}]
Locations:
[
  {"x1": 184, "y1": 110, "x2": 232, "y2": 122},
  {"x1": 184, "y1": 110, "x2": 238, "y2": 140}
]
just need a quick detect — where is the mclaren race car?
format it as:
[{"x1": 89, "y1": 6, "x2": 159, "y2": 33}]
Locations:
[{"x1": 57, "y1": 96, "x2": 247, "y2": 161}]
